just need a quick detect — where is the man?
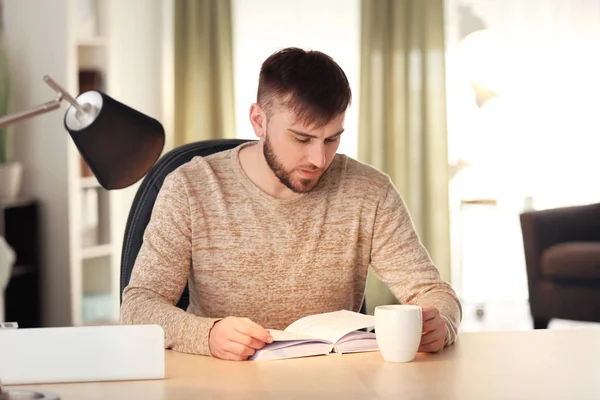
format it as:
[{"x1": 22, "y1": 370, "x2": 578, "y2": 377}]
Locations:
[{"x1": 121, "y1": 47, "x2": 462, "y2": 361}]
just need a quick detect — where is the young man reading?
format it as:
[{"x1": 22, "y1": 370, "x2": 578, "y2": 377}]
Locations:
[{"x1": 121, "y1": 47, "x2": 462, "y2": 361}]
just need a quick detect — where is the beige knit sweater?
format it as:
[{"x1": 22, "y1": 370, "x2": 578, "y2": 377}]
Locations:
[{"x1": 121, "y1": 143, "x2": 462, "y2": 356}]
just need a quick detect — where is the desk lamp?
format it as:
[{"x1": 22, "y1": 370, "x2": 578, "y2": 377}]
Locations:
[
  {"x1": 0, "y1": 75, "x2": 165, "y2": 190},
  {"x1": 0, "y1": 75, "x2": 165, "y2": 399}
]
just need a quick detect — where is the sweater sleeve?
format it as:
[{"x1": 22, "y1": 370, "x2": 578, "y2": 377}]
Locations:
[
  {"x1": 370, "y1": 181, "x2": 462, "y2": 347},
  {"x1": 120, "y1": 172, "x2": 220, "y2": 356}
]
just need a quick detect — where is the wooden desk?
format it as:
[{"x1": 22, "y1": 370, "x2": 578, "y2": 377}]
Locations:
[{"x1": 10, "y1": 329, "x2": 600, "y2": 399}]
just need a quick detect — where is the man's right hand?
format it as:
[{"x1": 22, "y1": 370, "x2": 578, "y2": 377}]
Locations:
[{"x1": 209, "y1": 317, "x2": 273, "y2": 361}]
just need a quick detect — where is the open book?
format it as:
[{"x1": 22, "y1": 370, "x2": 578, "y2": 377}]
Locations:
[{"x1": 250, "y1": 310, "x2": 377, "y2": 361}]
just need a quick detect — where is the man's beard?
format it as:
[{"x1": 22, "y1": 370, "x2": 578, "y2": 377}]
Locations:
[{"x1": 263, "y1": 134, "x2": 323, "y2": 194}]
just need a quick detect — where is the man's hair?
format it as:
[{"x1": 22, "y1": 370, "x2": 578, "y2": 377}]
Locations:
[{"x1": 257, "y1": 47, "x2": 352, "y2": 128}]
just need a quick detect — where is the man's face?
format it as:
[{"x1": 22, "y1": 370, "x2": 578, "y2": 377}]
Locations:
[{"x1": 259, "y1": 105, "x2": 345, "y2": 194}]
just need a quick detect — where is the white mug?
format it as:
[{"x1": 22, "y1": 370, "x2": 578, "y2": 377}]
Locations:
[{"x1": 374, "y1": 304, "x2": 423, "y2": 362}]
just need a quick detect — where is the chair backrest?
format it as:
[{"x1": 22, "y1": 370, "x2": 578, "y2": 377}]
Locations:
[{"x1": 120, "y1": 139, "x2": 252, "y2": 309}]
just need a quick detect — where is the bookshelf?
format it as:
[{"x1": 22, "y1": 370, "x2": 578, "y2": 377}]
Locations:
[{"x1": 4, "y1": 0, "x2": 170, "y2": 327}]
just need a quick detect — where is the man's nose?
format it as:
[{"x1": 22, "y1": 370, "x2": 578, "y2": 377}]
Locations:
[{"x1": 308, "y1": 142, "x2": 326, "y2": 169}]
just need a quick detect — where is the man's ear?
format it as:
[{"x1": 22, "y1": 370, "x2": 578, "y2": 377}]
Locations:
[{"x1": 249, "y1": 103, "x2": 267, "y2": 139}]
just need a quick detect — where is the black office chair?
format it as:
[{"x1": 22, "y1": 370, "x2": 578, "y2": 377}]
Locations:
[
  {"x1": 120, "y1": 138, "x2": 367, "y2": 314},
  {"x1": 120, "y1": 139, "x2": 252, "y2": 309}
]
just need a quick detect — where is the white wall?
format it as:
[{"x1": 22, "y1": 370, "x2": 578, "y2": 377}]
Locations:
[
  {"x1": 106, "y1": 0, "x2": 167, "y2": 251},
  {"x1": 105, "y1": 0, "x2": 167, "y2": 321},
  {"x1": 232, "y1": 0, "x2": 361, "y2": 158}
]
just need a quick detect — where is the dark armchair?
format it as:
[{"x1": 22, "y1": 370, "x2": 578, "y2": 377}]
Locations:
[{"x1": 520, "y1": 202, "x2": 600, "y2": 329}]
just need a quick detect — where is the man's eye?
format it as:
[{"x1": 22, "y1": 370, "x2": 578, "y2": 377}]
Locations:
[
  {"x1": 326, "y1": 136, "x2": 340, "y2": 143},
  {"x1": 295, "y1": 137, "x2": 310, "y2": 144}
]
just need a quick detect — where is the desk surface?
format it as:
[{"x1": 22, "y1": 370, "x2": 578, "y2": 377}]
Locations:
[{"x1": 11, "y1": 328, "x2": 600, "y2": 399}]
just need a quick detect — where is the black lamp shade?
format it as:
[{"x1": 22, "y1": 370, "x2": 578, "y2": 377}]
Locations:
[{"x1": 64, "y1": 91, "x2": 165, "y2": 190}]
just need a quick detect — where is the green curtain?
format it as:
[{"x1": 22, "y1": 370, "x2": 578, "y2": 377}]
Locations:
[
  {"x1": 174, "y1": 0, "x2": 235, "y2": 146},
  {"x1": 359, "y1": 0, "x2": 451, "y2": 314}
]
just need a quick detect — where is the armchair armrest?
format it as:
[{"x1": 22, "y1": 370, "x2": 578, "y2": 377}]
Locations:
[{"x1": 520, "y1": 202, "x2": 600, "y2": 290}]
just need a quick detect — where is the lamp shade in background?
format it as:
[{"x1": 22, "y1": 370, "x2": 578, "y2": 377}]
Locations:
[{"x1": 64, "y1": 91, "x2": 165, "y2": 190}]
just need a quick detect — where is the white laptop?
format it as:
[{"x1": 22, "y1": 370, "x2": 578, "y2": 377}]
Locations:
[{"x1": 0, "y1": 324, "x2": 165, "y2": 385}]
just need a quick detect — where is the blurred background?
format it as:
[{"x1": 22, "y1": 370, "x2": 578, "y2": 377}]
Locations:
[{"x1": 0, "y1": 0, "x2": 598, "y2": 332}]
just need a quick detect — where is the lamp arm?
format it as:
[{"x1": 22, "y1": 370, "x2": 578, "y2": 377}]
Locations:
[
  {"x1": 0, "y1": 75, "x2": 89, "y2": 129},
  {"x1": 0, "y1": 96, "x2": 62, "y2": 129}
]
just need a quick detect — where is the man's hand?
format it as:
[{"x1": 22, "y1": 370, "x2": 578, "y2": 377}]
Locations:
[
  {"x1": 419, "y1": 306, "x2": 446, "y2": 353},
  {"x1": 209, "y1": 317, "x2": 273, "y2": 361}
]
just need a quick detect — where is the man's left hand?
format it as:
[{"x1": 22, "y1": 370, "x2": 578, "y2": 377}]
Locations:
[{"x1": 419, "y1": 306, "x2": 446, "y2": 353}]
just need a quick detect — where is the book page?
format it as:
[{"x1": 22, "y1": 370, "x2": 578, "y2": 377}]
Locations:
[
  {"x1": 251, "y1": 330, "x2": 333, "y2": 361},
  {"x1": 251, "y1": 342, "x2": 333, "y2": 360},
  {"x1": 334, "y1": 331, "x2": 378, "y2": 354},
  {"x1": 285, "y1": 310, "x2": 374, "y2": 344},
  {"x1": 336, "y1": 330, "x2": 376, "y2": 345},
  {"x1": 268, "y1": 329, "x2": 327, "y2": 342}
]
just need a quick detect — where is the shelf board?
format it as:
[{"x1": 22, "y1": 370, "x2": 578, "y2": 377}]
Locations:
[
  {"x1": 0, "y1": 197, "x2": 36, "y2": 209},
  {"x1": 81, "y1": 243, "x2": 113, "y2": 260},
  {"x1": 80, "y1": 176, "x2": 101, "y2": 189},
  {"x1": 77, "y1": 36, "x2": 108, "y2": 47},
  {"x1": 11, "y1": 264, "x2": 35, "y2": 277}
]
